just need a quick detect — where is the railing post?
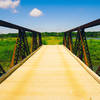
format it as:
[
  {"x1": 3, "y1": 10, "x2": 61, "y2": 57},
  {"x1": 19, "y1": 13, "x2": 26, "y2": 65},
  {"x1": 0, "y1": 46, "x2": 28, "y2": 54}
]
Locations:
[
  {"x1": 23, "y1": 31, "x2": 30, "y2": 55},
  {"x1": 31, "y1": 32, "x2": 38, "y2": 52},
  {"x1": 63, "y1": 32, "x2": 67, "y2": 46},
  {"x1": 39, "y1": 33, "x2": 42, "y2": 46},
  {"x1": 68, "y1": 32, "x2": 73, "y2": 52},
  {"x1": 74, "y1": 30, "x2": 83, "y2": 60},
  {"x1": 67, "y1": 32, "x2": 73, "y2": 52}
]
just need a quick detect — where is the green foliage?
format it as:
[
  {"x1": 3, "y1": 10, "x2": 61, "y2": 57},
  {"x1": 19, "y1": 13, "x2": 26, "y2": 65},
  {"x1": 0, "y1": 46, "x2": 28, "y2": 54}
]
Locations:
[
  {"x1": 1, "y1": 31, "x2": 100, "y2": 38},
  {"x1": 42, "y1": 40, "x2": 48, "y2": 45},
  {"x1": 0, "y1": 32, "x2": 33, "y2": 38},
  {"x1": 42, "y1": 36, "x2": 63, "y2": 45},
  {"x1": 86, "y1": 32, "x2": 100, "y2": 38},
  {"x1": 41, "y1": 32, "x2": 64, "y2": 37},
  {"x1": 0, "y1": 38, "x2": 16, "y2": 71},
  {"x1": 87, "y1": 39, "x2": 100, "y2": 71}
]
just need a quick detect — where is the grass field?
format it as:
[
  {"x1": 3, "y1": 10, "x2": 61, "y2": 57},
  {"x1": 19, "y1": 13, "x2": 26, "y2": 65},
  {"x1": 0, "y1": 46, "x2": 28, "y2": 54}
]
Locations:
[
  {"x1": 0, "y1": 36, "x2": 100, "y2": 73},
  {"x1": 42, "y1": 36, "x2": 63, "y2": 45},
  {"x1": 88, "y1": 39, "x2": 100, "y2": 71},
  {"x1": 0, "y1": 38, "x2": 16, "y2": 71}
]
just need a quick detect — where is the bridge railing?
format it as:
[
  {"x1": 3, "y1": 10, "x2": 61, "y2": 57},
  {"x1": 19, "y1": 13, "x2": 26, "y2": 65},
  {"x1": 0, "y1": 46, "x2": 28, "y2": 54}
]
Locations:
[
  {"x1": 0, "y1": 20, "x2": 42, "y2": 76},
  {"x1": 63, "y1": 19, "x2": 100, "y2": 71}
]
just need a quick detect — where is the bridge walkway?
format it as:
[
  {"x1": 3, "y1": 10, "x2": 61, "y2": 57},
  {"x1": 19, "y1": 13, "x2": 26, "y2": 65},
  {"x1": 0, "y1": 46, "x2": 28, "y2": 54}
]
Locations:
[{"x1": 0, "y1": 45, "x2": 100, "y2": 100}]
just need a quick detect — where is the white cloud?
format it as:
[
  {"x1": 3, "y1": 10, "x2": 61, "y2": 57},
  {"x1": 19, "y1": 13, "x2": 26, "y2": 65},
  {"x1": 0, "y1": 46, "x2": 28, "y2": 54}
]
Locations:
[
  {"x1": 0, "y1": 0, "x2": 20, "y2": 13},
  {"x1": 30, "y1": 8, "x2": 43, "y2": 17}
]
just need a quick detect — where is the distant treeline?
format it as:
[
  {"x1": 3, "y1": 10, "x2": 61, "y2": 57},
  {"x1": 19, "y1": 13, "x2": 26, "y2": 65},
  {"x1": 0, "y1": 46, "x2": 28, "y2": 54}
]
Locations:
[
  {"x1": 0, "y1": 31, "x2": 100, "y2": 38},
  {"x1": 0, "y1": 32, "x2": 32, "y2": 38},
  {"x1": 41, "y1": 32, "x2": 64, "y2": 36}
]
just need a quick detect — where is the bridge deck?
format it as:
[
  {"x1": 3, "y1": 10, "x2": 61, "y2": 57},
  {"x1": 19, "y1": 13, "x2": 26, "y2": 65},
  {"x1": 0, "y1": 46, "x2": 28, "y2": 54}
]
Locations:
[{"x1": 0, "y1": 45, "x2": 100, "y2": 100}]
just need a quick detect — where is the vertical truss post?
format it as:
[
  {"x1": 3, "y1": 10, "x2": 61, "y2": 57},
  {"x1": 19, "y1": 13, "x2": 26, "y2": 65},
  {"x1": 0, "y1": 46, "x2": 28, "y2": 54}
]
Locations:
[
  {"x1": 31, "y1": 32, "x2": 38, "y2": 53},
  {"x1": 23, "y1": 31, "x2": 30, "y2": 55},
  {"x1": 74, "y1": 30, "x2": 83, "y2": 60},
  {"x1": 37, "y1": 33, "x2": 39, "y2": 48},
  {"x1": 67, "y1": 32, "x2": 73, "y2": 52},
  {"x1": 39, "y1": 33, "x2": 42, "y2": 46},
  {"x1": 63, "y1": 32, "x2": 67, "y2": 46},
  {"x1": 10, "y1": 29, "x2": 30, "y2": 68},
  {"x1": 69, "y1": 32, "x2": 73, "y2": 52}
]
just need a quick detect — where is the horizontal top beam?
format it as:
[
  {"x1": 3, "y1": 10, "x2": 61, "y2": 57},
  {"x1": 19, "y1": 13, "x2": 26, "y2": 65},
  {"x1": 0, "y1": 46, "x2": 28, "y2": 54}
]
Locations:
[
  {"x1": 65, "y1": 19, "x2": 100, "y2": 33},
  {"x1": 0, "y1": 20, "x2": 39, "y2": 33}
]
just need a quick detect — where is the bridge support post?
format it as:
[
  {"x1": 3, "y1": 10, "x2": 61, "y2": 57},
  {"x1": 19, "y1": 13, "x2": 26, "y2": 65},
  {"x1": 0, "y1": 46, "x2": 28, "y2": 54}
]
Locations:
[
  {"x1": 66, "y1": 32, "x2": 73, "y2": 52},
  {"x1": 39, "y1": 33, "x2": 42, "y2": 46},
  {"x1": 10, "y1": 29, "x2": 30, "y2": 68},
  {"x1": 74, "y1": 30, "x2": 83, "y2": 60},
  {"x1": 63, "y1": 32, "x2": 67, "y2": 46},
  {"x1": 31, "y1": 32, "x2": 38, "y2": 53}
]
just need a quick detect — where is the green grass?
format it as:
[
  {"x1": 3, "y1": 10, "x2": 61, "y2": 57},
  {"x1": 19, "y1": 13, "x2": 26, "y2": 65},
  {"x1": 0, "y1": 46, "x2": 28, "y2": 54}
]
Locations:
[
  {"x1": 42, "y1": 36, "x2": 63, "y2": 45},
  {"x1": 27, "y1": 37, "x2": 32, "y2": 49},
  {"x1": 0, "y1": 38, "x2": 16, "y2": 71},
  {"x1": 87, "y1": 39, "x2": 100, "y2": 72},
  {"x1": 0, "y1": 36, "x2": 100, "y2": 73}
]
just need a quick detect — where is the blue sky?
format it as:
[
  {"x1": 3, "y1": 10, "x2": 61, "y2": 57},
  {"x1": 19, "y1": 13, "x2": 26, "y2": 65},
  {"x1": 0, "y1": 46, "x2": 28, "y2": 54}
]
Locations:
[{"x1": 0, "y1": 0, "x2": 100, "y2": 33}]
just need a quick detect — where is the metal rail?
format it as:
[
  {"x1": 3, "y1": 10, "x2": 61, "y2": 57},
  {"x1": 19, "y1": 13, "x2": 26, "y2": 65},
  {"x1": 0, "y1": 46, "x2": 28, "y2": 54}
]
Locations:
[
  {"x1": 0, "y1": 20, "x2": 38, "y2": 32},
  {"x1": 65, "y1": 19, "x2": 100, "y2": 33}
]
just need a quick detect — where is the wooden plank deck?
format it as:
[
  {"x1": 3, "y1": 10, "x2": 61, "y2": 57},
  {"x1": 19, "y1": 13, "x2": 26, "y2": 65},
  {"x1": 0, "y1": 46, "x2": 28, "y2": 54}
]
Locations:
[{"x1": 0, "y1": 45, "x2": 100, "y2": 100}]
